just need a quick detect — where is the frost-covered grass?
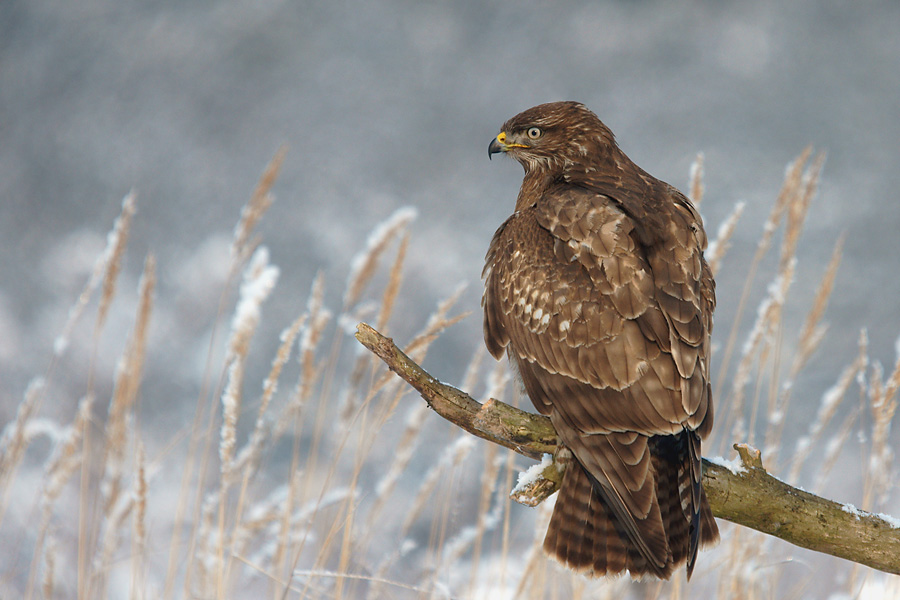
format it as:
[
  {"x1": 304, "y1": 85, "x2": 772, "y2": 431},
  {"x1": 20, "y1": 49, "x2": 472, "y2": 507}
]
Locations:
[{"x1": 1, "y1": 149, "x2": 898, "y2": 599}]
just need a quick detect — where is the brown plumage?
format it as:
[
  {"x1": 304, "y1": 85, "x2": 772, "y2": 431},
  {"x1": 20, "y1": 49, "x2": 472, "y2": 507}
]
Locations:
[{"x1": 483, "y1": 102, "x2": 719, "y2": 579}]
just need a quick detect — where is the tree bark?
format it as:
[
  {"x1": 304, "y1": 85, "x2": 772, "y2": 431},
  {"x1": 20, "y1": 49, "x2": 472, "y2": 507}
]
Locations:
[{"x1": 355, "y1": 322, "x2": 900, "y2": 576}]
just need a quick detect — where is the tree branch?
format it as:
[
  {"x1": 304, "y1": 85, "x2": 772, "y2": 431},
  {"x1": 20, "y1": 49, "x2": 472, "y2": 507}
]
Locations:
[{"x1": 355, "y1": 322, "x2": 900, "y2": 575}]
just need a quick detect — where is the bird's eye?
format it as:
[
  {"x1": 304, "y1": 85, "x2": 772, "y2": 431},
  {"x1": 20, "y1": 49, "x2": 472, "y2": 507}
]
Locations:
[{"x1": 527, "y1": 127, "x2": 542, "y2": 139}]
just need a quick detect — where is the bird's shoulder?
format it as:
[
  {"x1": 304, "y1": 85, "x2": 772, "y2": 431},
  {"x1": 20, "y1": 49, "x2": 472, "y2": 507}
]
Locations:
[{"x1": 487, "y1": 184, "x2": 638, "y2": 270}]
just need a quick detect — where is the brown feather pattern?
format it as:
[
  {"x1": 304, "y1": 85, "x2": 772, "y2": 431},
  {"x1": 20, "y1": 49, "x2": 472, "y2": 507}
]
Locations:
[{"x1": 483, "y1": 102, "x2": 719, "y2": 579}]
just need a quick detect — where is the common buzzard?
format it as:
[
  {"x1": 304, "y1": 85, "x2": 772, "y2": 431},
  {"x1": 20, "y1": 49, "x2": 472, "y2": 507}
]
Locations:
[{"x1": 483, "y1": 101, "x2": 718, "y2": 579}]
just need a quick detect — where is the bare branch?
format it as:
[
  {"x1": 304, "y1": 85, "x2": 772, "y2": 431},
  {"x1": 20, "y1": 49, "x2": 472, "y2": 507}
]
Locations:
[
  {"x1": 355, "y1": 322, "x2": 556, "y2": 460},
  {"x1": 355, "y1": 322, "x2": 900, "y2": 576}
]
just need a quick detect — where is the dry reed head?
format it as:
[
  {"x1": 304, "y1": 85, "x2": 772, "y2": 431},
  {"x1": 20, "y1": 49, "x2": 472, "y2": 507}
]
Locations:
[
  {"x1": 226, "y1": 247, "x2": 280, "y2": 361},
  {"x1": 705, "y1": 201, "x2": 745, "y2": 276},
  {"x1": 42, "y1": 396, "x2": 93, "y2": 514},
  {"x1": 374, "y1": 231, "x2": 409, "y2": 333},
  {"x1": 259, "y1": 314, "x2": 307, "y2": 423},
  {"x1": 231, "y1": 147, "x2": 286, "y2": 266},
  {"x1": 219, "y1": 247, "x2": 279, "y2": 484},
  {"x1": 0, "y1": 378, "x2": 44, "y2": 510},
  {"x1": 779, "y1": 151, "x2": 825, "y2": 270},
  {"x1": 689, "y1": 152, "x2": 704, "y2": 207},
  {"x1": 342, "y1": 207, "x2": 418, "y2": 311},
  {"x1": 97, "y1": 192, "x2": 137, "y2": 335},
  {"x1": 54, "y1": 191, "x2": 136, "y2": 357},
  {"x1": 793, "y1": 235, "x2": 844, "y2": 375},
  {"x1": 105, "y1": 254, "x2": 156, "y2": 465},
  {"x1": 337, "y1": 222, "x2": 414, "y2": 426},
  {"x1": 273, "y1": 272, "x2": 331, "y2": 439}
]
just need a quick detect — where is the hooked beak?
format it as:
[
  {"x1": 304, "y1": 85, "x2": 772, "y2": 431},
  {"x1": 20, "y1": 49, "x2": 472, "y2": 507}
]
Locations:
[
  {"x1": 488, "y1": 134, "x2": 504, "y2": 160},
  {"x1": 488, "y1": 131, "x2": 528, "y2": 160}
]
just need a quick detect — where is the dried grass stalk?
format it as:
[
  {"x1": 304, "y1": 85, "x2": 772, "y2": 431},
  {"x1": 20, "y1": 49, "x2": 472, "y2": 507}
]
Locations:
[
  {"x1": 272, "y1": 469, "x2": 305, "y2": 585},
  {"x1": 399, "y1": 435, "x2": 476, "y2": 539},
  {"x1": 41, "y1": 533, "x2": 57, "y2": 600},
  {"x1": 722, "y1": 149, "x2": 823, "y2": 449},
  {"x1": 55, "y1": 191, "x2": 137, "y2": 356},
  {"x1": 402, "y1": 285, "x2": 470, "y2": 363},
  {"x1": 788, "y1": 355, "x2": 862, "y2": 483},
  {"x1": 226, "y1": 247, "x2": 280, "y2": 362},
  {"x1": 191, "y1": 494, "x2": 219, "y2": 598},
  {"x1": 364, "y1": 285, "x2": 468, "y2": 410},
  {"x1": 24, "y1": 394, "x2": 93, "y2": 600},
  {"x1": 101, "y1": 254, "x2": 156, "y2": 521},
  {"x1": 0, "y1": 378, "x2": 45, "y2": 521},
  {"x1": 375, "y1": 231, "x2": 409, "y2": 333},
  {"x1": 260, "y1": 314, "x2": 307, "y2": 422},
  {"x1": 863, "y1": 355, "x2": 899, "y2": 510},
  {"x1": 232, "y1": 313, "x2": 307, "y2": 476},
  {"x1": 466, "y1": 361, "x2": 510, "y2": 596},
  {"x1": 220, "y1": 247, "x2": 279, "y2": 472},
  {"x1": 767, "y1": 234, "x2": 844, "y2": 463},
  {"x1": 714, "y1": 147, "x2": 813, "y2": 407},
  {"x1": 689, "y1": 152, "x2": 705, "y2": 207},
  {"x1": 375, "y1": 289, "x2": 470, "y2": 425},
  {"x1": 706, "y1": 201, "x2": 745, "y2": 276},
  {"x1": 793, "y1": 235, "x2": 845, "y2": 373},
  {"x1": 216, "y1": 247, "x2": 280, "y2": 597},
  {"x1": 779, "y1": 151, "x2": 825, "y2": 270},
  {"x1": 759, "y1": 151, "x2": 825, "y2": 456},
  {"x1": 231, "y1": 146, "x2": 286, "y2": 266},
  {"x1": 131, "y1": 440, "x2": 147, "y2": 597},
  {"x1": 343, "y1": 207, "x2": 417, "y2": 311},
  {"x1": 339, "y1": 227, "x2": 412, "y2": 425},
  {"x1": 41, "y1": 394, "x2": 93, "y2": 512},
  {"x1": 219, "y1": 360, "x2": 244, "y2": 479},
  {"x1": 815, "y1": 407, "x2": 860, "y2": 491},
  {"x1": 274, "y1": 273, "x2": 331, "y2": 439},
  {"x1": 298, "y1": 274, "x2": 330, "y2": 403},
  {"x1": 365, "y1": 403, "x2": 429, "y2": 533},
  {"x1": 93, "y1": 484, "x2": 135, "y2": 596},
  {"x1": 97, "y1": 192, "x2": 138, "y2": 335}
]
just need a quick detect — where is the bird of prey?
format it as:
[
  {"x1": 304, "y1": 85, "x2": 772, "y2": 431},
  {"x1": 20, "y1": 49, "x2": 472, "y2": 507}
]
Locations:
[{"x1": 483, "y1": 101, "x2": 719, "y2": 579}]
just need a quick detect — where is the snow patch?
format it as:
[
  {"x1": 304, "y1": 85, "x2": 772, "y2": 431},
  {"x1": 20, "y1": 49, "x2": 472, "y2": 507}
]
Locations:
[
  {"x1": 876, "y1": 512, "x2": 900, "y2": 529},
  {"x1": 511, "y1": 453, "x2": 553, "y2": 494},
  {"x1": 706, "y1": 455, "x2": 747, "y2": 475},
  {"x1": 841, "y1": 504, "x2": 900, "y2": 529}
]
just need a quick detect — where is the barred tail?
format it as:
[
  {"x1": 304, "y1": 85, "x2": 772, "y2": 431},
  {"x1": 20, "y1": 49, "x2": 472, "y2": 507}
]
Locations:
[{"x1": 543, "y1": 434, "x2": 719, "y2": 580}]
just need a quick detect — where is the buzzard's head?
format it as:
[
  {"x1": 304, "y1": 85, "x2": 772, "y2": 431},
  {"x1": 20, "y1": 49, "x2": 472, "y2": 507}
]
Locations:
[{"x1": 488, "y1": 101, "x2": 618, "y2": 174}]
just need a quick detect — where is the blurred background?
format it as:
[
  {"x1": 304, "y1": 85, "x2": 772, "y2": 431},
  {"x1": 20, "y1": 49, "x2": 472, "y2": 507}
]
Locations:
[{"x1": 2, "y1": 0, "x2": 899, "y2": 597}]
